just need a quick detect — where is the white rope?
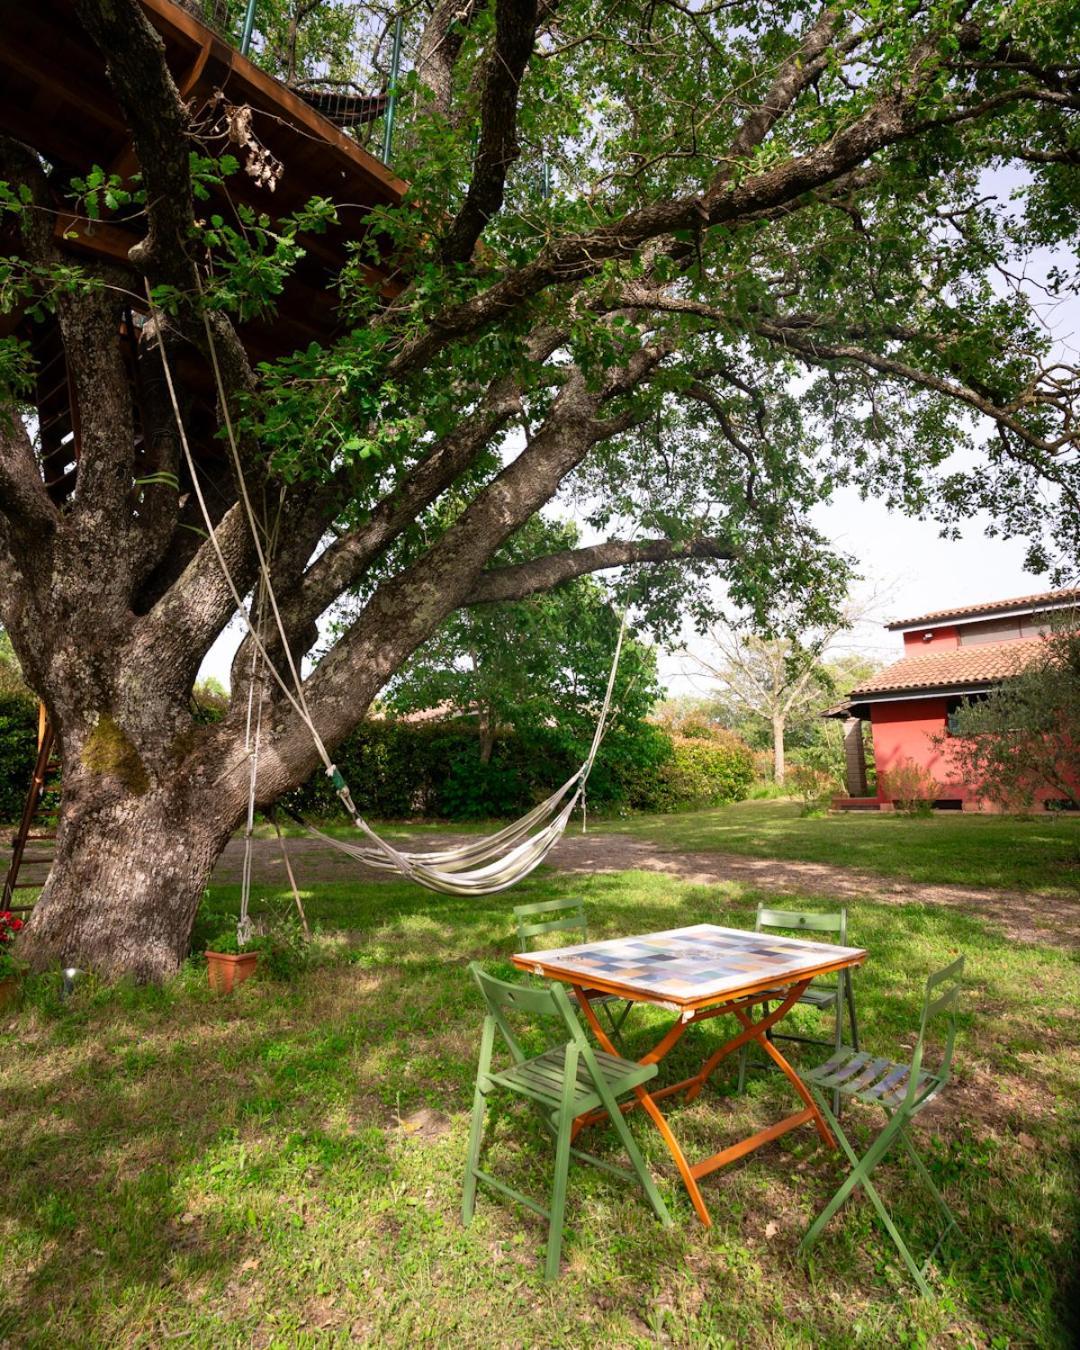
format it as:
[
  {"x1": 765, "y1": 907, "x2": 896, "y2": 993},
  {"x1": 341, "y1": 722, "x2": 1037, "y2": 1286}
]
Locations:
[{"x1": 147, "y1": 285, "x2": 631, "y2": 895}]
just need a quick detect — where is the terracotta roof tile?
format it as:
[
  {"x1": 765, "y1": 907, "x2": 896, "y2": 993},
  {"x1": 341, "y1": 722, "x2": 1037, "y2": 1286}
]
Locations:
[
  {"x1": 848, "y1": 639, "x2": 1045, "y2": 698},
  {"x1": 885, "y1": 588, "x2": 1080, "y2": 631}
]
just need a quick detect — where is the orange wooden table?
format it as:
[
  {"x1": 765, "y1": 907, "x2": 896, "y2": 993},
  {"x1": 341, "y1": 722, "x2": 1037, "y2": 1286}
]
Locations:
[{"x1": 512, "y1": 922, "x2": 867, "y2": 1227}]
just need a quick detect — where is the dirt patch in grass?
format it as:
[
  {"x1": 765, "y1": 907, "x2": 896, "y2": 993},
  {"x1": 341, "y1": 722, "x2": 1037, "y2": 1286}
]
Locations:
[{"x1": 216, "y1": 832, "x2": 1080, "y2": 949}]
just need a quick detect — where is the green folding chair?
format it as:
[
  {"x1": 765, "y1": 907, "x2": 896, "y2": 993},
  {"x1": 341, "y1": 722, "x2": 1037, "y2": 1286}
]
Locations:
[
  {"x1": 462, "y1": 963, "x2": 672, "y2": 1281},
  {"x1": 737, "y1": 906, "x2": 860, "y2": 1114},
  {"x1": 800, "y1": 955, "x2": 964, "y2": 1296},
  {"x1": 513, "y1": 898, "x2": 635, "y2": 1049}
]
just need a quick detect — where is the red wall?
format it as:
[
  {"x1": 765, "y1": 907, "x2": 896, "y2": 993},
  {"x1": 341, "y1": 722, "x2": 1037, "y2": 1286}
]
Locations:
[
  {"x1": 901, "y1": 625, "x2": 959, "y2": 652},
  {"x1": 869, "y1": 696, "x2": 1071, "y2": 811},
  {"x1": 869, "y1": 698, "x2": 967, "y2": 802}
]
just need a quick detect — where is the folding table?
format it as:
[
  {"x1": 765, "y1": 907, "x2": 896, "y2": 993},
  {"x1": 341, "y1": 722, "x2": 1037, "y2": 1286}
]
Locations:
[{"x1": 512, "y1": 922, "x2": 867, "y2": 1227}]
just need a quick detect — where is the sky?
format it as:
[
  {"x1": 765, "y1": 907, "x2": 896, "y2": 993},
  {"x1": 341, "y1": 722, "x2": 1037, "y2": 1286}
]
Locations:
[{"x1": 658, "y1": 487, "x2": 1048, "y2": 699}]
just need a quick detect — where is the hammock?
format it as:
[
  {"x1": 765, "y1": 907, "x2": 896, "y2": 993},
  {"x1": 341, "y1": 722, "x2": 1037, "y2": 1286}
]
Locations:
[{"x1": 149, "y1": 286, "x2": 629, "y2": 902}]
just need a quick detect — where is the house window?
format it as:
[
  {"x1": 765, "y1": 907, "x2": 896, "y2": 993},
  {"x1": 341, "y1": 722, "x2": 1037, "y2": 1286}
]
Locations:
[{"x1": 945, "y1": 693, "x2": 990, "y2": 736}]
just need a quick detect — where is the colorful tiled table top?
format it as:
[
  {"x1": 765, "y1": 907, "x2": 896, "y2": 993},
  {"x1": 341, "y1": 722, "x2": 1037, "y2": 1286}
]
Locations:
[{"x1": 514, "y1": 923, "x2": 866, "y2": 1006}]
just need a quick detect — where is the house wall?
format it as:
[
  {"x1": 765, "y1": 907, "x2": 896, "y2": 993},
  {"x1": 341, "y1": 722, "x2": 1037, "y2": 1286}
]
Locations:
[
  {"x1": 869, "y1": 697, "x2": 1069, "y2": 812},
  {"x1": 869, "y1": 698, "x2": 969, "y2": 804},
  {"x1": 901, "y1": 625, "x2": 959, "y2": 652}
]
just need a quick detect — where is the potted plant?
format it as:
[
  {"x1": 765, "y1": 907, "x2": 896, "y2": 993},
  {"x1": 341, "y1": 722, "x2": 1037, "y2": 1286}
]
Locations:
[
  {"x1": 0, "y1": 910, "x2": 27, "y2": 1009},
  {"x1": 205, "y1": 928, "x2": 259, "y2": 993}
]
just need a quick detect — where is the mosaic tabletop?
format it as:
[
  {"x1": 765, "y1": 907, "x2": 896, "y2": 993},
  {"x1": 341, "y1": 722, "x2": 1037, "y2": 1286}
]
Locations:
[{"x1": 514, "y1": 923, "x2": 867, "y2": 1007}]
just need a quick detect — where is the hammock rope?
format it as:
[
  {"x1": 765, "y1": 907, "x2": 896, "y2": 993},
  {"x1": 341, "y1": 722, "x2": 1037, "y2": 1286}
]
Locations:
[{"x1": 148, "y1": 284, "x2": 630, "y2": 896}]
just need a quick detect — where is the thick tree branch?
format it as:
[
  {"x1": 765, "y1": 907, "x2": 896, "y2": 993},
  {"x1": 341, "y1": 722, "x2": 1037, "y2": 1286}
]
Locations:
[
  {"x1": 284, "y1": 327, "x2": 565, "y2": 634},
  {"x1": 382, "y1": 22, "x2": 971, "y2": 378},
  {"x1": 416, "y1": 0, "x2": 482, "y2": 119},
  {"x1": 440, "y1": 0, "x2": 541, "y2": 263},
  {"x1": 254, "y1": 332, "x2": 672, "y2": 785},
  {"x1": 463, "y1": 535, "x2": 736, "y2": 605},
  {"x1": 0, "y1": 411, "x2": 58, "y2": 540},
  {"x1": 73, "y1": 0, "x2": 195, "y2": 284}
]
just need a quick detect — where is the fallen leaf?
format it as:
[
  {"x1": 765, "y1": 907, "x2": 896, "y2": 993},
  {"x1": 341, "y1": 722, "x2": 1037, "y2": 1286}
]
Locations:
[{"x1": 764, "y1": 1221, "x2": 779, "y2": 1239}]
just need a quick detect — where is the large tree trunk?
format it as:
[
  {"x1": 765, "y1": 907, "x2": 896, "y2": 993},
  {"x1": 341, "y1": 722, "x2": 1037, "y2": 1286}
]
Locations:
[
  {"x1": 26, "y1": 781, "x2": 236, "y2": 981},
  {"x1": 17, "y1": 706, "x2": 251, "y2": 982}
]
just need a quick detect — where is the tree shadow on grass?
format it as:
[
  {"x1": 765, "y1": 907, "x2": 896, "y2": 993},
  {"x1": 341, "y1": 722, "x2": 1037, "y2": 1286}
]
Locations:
[{"x1": 1, "y1": 875, "x2": 1076, "y2": 1342}]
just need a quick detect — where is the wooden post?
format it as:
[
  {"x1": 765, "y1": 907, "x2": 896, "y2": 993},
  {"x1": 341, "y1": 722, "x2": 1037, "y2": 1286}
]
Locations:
[{"x1": 842, "y1": 717, "x2": 868, "y2": 797}]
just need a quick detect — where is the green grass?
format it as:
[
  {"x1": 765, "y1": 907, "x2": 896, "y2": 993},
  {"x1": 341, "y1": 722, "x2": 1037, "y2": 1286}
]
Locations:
[
  {"x1": 606, "y1": 799, "x2": 1080, "y2": 895},
  {"x1": 2, "y1": 869, "x2": 1078, "y2": 1346}
]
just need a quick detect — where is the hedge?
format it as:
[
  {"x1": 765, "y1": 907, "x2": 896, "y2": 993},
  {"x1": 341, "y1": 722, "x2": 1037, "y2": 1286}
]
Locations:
[
  {"x1": 0, "y1": 699, "x2": 755, "y2": 824},
  {"x1": 284, "y1": 718, "x2": 753, "y2": 820}
]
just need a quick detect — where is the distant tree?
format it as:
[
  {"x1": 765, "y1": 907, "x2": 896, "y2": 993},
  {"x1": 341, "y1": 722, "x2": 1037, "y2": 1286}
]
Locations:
[
  {"x1": 385, "y1": 519, "x2": 660, "y2": 763},
  {"x1": 943, "y1": 623, "x2": 1080, "y2": 812},
  {"x1": 683, "y1": 599, "x2": 889, "y2": 785}
]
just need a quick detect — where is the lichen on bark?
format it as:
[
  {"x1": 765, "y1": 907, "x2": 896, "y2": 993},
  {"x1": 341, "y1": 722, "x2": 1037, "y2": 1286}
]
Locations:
[{"x1": 81, "y1": 714, "x2": 151, "y2": 794}]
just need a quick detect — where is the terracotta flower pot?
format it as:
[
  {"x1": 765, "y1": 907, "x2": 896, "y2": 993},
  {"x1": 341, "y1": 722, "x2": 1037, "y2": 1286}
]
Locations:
[
  {"x1": 0, "y1": 973, "x2": 22, "y2": 1011},
  {"x1": 206, "y1": 950, "x2": 258, "y2": 993}
]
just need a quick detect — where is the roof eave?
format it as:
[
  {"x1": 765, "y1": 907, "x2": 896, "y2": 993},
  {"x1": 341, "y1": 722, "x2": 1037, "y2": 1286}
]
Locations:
[
  {"x1": 844, "y1": 680, "x2": 999, "y2": 704},
  {"x1": 885, "y1": 594, "x2": 1078, "y2": 632}
]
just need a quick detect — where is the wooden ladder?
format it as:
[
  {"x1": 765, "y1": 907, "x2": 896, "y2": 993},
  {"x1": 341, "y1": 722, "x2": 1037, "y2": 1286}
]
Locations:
[{"x1": 2, "y1": 704, "x2": 60, "y2": 912}]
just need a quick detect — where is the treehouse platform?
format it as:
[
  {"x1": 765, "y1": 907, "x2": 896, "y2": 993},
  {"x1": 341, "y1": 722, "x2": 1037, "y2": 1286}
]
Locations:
[
  {"x1": 0, "y1": 0, "x2": 407, "y2": 352},
  {"x1": 0, "y1": 0, "x2": 408, "y2": 509}
]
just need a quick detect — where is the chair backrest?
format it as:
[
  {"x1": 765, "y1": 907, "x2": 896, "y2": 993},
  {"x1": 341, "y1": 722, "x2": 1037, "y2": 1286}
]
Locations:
[
  {"x1": 755, "y1": 905, "x2": 848, "y2": 945},
  {"x1": 513, "y1": 898, "x2": 589, "y2": 952},
  {"x1": 909, "y1": 954, "x2": 964, "y2": 1099},
  {"x1": 469, "y1": 962, "x2": 586, "y2": 1064}
]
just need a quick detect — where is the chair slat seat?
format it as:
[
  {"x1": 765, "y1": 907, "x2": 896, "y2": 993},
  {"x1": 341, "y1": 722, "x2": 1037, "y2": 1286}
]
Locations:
[
  {"x1": 799, "y1": 955, "x2": 964, "y2": 1296},
  {"x1": 487, "y1": 1046, "x2": 657, "y2": 1113},
  {"x1": 752, "y1": 983, "x2": 839, "y2": 1008},
  {"x1": 807, "y1": 1046, "x2": 941, "y2": 1110}
]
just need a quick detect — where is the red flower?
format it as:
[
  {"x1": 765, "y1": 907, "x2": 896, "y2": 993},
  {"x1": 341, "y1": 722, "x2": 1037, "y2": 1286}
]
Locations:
[{"x1": 10, "y1": 918, "x2": 22, "y2": 930}]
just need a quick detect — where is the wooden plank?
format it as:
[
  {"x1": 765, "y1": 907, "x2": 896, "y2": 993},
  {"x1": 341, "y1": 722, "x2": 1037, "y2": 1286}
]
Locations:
[{"x1": 138, "y1": 0, "x2": 408, "y2": 205}]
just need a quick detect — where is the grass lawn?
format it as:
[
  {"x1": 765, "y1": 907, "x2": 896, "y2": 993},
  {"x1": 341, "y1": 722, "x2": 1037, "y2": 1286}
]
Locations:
[
  {"x1": 2, "y1": 869, "x2": 1078, "y2": 1346},
  {"x1": 606, "y1": 799, "x2": 1080, "y2": 895}
]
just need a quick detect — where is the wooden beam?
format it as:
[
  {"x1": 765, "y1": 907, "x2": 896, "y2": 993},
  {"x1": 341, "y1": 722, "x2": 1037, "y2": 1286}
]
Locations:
[{"x1": 137, "y1": 0, "x2": 409, "y2": 205}]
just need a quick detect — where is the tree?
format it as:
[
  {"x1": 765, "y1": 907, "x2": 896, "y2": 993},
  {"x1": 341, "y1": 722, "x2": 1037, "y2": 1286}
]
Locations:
[
  {"x1": 682, "y1": 600, "x2": 882, "y2": 784},
  {"x1": 384, "y1": 518, "x2": 659, "y2": 764},
  {"x1": 942, "y1": 623, "x2": 1080, "y2": 811},
  {"x1": 2, "y1": 0, "x2": 1079, "y2": 977}
]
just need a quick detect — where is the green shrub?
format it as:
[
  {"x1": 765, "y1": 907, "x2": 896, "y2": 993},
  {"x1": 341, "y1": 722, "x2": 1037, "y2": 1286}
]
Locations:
[
  {"x1": 0, "y1": 691, "x2": 39, "y2": 820},
  {"x1": 282, "y1": 716, "x2": 752, "y2": 821},
  {"x1": 632, "y1": 733, "x2": 754, "y2": 813}
]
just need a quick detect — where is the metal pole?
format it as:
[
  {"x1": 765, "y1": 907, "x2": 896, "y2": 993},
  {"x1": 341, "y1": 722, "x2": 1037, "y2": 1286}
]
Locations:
[
  {"x1": 381, "y1": 14, "x2": 403, "y2": 165},
  {"x1": 240, "y1": 0, "x2": 258, "y2": 56}
]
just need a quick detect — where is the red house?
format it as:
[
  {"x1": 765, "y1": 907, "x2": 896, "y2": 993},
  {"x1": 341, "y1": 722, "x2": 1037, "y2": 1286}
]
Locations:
[{"x1": 830, "y1": 588, "x2": 1079, "y2": 811}]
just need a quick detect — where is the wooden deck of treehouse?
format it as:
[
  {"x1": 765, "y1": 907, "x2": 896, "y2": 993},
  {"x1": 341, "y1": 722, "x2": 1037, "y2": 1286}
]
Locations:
[{"x1": 0, "y1": 0, "x2": 408, "y2": 502}]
